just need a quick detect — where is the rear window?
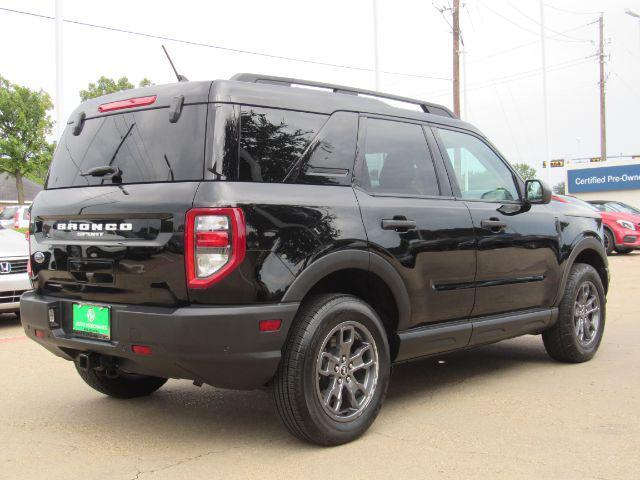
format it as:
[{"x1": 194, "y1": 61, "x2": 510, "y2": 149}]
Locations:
[{"x1": 47, "y1": 105, "x2": 207, "y2": 188}]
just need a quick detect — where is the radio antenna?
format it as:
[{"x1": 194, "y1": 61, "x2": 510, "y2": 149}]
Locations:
[{"x1": 162, "y1": 45, "x2": 189, "y2": 82}]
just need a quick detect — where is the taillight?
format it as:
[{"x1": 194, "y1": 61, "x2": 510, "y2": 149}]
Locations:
[
  {"x1": 25, "y1": 210, "x2": 30, "y2": 240},
  {"x1": 185, "y1": 208, "x2": 246, "y2": 288},
  {"x1": 13, "y1": 210, "x2": 19, "y2": 228}
]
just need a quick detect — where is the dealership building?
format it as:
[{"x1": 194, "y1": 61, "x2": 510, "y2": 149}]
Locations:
[{"x1": 565, "y1": 157, "x2": 640, "y2": 205}]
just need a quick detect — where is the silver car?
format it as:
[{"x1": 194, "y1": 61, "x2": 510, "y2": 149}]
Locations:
[{"x1": 0, "y1": 227, "x2": 31, "y2": 315}]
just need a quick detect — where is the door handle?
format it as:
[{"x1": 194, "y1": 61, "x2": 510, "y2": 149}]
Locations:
[
  {"x1": 381, "y1": 218, "x2": 417, "y2": 231},
  {"x1": 481, "y1": 218, "x2": 507, "y2": 232}
]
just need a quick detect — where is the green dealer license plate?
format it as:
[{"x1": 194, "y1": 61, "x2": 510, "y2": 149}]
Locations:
[{"x1": 72, "y1": 303, "x2": 111, "y2": 340}]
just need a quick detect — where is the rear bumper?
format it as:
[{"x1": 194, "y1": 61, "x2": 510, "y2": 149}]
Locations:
[{"x1": 20, "y1": 291, "x2": 299, "y2": 390}]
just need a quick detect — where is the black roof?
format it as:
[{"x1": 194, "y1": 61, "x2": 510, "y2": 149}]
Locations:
[{"x1": 69, "y1": 74, "x2": 478, "y2": 134}]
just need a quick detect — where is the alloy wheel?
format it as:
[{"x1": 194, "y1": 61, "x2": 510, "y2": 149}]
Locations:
[
  {"x1": 573, "y1": 280, "x2": 601, "y2": 347},
  {"x1": 315, "y1": 321, "x2": 379, "y2": 422}
]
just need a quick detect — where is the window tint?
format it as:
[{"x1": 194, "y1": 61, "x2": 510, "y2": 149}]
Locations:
[
  {"x1": 437, "y1": 128, "x2": 518, "y2": 202},
  {"x1": 238, "y1": 107, "x2": 327, "y2": 183},
  {"x1": 293, "y1": 111, "x2": 358, "y2": 185},
  {"x1": 361, "y1": 118, "x2": 439, "y2": 196},
  {"x1": 47, "y1": 105, "x2": 207, "y2": 188}
]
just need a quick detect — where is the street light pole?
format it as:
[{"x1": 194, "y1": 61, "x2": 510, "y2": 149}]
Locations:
[
  {"x1": 539, "y1": 0, "x2": 551, "y2": 185},
  {"x1": 625, "y1": 8, "x2": 640, "y2": 52},
  {"x1": 55, "y1": 0, "x2": 64, "y2": 140},
  {"x1": 372, "y1": 0, "x2": 381, "y2": 91}
]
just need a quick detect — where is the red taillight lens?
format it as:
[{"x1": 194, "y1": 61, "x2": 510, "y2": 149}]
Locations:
[
  {"x1": 98, "y1": 95, "x2": 157, "y2": 113},
  {"x1": 185, "y1": 208, "x2": 246, "y2": 289},
  {"x1": 13, "y1": 210, "x2": 19, "y2": 228}
]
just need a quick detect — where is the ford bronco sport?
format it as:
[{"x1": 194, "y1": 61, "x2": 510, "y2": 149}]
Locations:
[{"x1": 21, "y1": 74, "x2": 609, "y2": 445}]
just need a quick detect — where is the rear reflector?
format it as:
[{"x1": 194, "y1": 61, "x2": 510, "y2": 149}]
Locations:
[
  {"x1": 34, "y1": 329, "x2": 45, "y2": 339},
  {"x1": 132, "y1": 345, "x2": 153, "y2": 355},
  {"x1": 259, "y1": 319, "x2": 282, "y2": 332},
  {"x1": 98, "y1": 95, "x2": 157, "y2": 113}
]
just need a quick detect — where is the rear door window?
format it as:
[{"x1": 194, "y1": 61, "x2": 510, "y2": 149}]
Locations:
[
  {"x1": 47, "y1": 105, "x2": 207, "y2": 188},
  {"x1": 359, "y1": 118, "x2": 440, "y2": 196}
]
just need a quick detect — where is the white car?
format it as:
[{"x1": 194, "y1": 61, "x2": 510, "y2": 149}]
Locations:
[
  {"x1": 0, "y1": 205, "x2": 29, "y2": 229},
  {"x1": 0, "y1": 227, "x2": 31, "y2": 315}
]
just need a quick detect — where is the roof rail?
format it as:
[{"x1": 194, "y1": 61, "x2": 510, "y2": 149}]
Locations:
[{"x1": 230, "y1": 73, "x2": 456, "y2": 119}]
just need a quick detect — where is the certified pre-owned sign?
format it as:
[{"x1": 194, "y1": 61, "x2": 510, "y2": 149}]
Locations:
[{"x1": 568, "y1": 164, "x2": 640, "y2": 193}]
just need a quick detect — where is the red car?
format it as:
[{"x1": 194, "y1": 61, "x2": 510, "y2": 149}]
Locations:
[{"x1": 552, "y1": 195, "x2": 640, "y2": 255}]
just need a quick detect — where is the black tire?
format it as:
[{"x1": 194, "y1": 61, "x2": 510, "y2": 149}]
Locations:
[
  {"x1": 272, "y1": 294, "x2": 391, "y2": 446},
  {"x1": 75, "y1": 363, "x2": 167, "y2": 399},
  {"x1": 604, "y1": 229, "x2": 614, "y2": 255},
  {"x1": 543, "y1": 263, "x2": 605, "y2": 363},
  {"x1": 615, "y1": 247, "x2": 633, "y2": 255}
]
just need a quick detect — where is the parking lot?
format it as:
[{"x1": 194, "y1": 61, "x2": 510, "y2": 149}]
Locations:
[{"x1": 0, "y1": 253, "x2": 638, "y2": 480}]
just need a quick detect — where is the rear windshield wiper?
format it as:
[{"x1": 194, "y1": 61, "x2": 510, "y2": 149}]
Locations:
[{"x1": 80, "y1": 165, "x2": 122, "y2": 177}]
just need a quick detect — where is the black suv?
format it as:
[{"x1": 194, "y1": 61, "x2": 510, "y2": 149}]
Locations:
[{"x1": 21, "y1": 74, "x2": 609, "y2": 445}]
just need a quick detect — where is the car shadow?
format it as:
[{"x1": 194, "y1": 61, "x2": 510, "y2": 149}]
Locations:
[
  {"x1": 60, "y1": 336, "x2": 554, "y2": 449},
  {"x1": 0, "y1": 313, "x2": 21, "y2": 331}
]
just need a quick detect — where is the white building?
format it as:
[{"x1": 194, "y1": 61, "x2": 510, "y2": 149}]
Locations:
[{"x1": 565, "y1": 157, "x2": 640, "y2": 206}]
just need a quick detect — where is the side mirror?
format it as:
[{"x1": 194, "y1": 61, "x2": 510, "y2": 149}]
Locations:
[{"x1": 525, "y1": 179, "x2": 551, "y2": 204}]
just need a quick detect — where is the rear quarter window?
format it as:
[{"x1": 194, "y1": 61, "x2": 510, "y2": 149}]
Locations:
[
  {"x1": 235, "y1": 107, "x2": 357, "y2": 185},
  {"x1": 47, "y1": 105, "x2": 207, "y2": 188}
]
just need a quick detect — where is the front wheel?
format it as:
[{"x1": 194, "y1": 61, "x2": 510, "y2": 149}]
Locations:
[
  {"x1": 272, "y1": 294, "x2": 390, "y2": 446},
  {"x1": 543, "y1": 263, "x2": 605, "y2": 363}
]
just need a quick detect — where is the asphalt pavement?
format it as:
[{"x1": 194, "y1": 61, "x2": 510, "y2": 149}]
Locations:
[{"x1": 1, "y1": 253, "x2": 639, "y2": 479}]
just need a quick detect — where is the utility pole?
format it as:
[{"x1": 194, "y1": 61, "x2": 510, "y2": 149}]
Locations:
[
  {"x1": 372, "y1": 0, "x2": 381, "y2": 91},
  {"x1": 539, "y1": 0, "x2": 551, "y2": 184},
  {"x1": 55, "y1": 0, "x2": 64, "y2": 140},
  {"x1": 598, "y1": 13, "x2": 607, "y2": 163},
  {"x1": 452, "y1": 0, "x2": 461, "y2": 117}
]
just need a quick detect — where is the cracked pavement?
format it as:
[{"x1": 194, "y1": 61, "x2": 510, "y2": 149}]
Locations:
[{"x1": 1, "y1": 254, "x2": 639, "y2": 479}]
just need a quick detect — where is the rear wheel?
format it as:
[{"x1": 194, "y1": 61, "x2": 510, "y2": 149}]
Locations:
[
  {"x1": 543, "y1": 263, "x2": 605, "y2": 363},
  {"x1": 603, "y1": 229, "x2": 614, "y2": 255},
  {"x1": 272, "y1": 294, "x2": 390, "y2": 446},
  {"x1": 75, "y1": 363, "x2": 167, "y2": 399}
]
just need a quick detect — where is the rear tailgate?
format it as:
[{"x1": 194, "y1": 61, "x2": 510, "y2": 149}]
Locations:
[
  {"x1": 30, "y1": 83, "x2": 211, "y2": 307},
  {"x1": 30, "y1": 183, "x2": 200, "y2": 306}
]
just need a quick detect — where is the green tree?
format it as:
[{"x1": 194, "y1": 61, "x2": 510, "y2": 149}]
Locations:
[
  {"x1": 0, "y1": 75, "x2": 53, "y2": 203},
  {"x1": 553, "y1": 181, "x2": 566, "y2": 194},
  {"x1": 512, "y1": 162, "x2": 537, "y2": 180},
  {"x1": 79, "y1": 76, "x2": 153, "y2": 101}
]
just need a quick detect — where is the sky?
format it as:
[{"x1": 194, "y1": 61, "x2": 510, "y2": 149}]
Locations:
[{"x1": 1, "y1": 0, "x2": 639, "y2": 187}]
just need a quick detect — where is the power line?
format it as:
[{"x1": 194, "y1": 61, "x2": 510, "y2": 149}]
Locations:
[
  {"x1": 502, "y1": 1, "x2": 592, "y2": 43},
  {"x1": 476, "y1": 0, "x2": 590, "y2": 43},
  {"x1": 467, "y1": 22, "x2": 594, "y2": 64},
  {"x1": 428, "y1": 56, "x2": 592, "y2": 97},
  {"x1": 543, "y1": 2, "x2": 600, "y2": 16},
  {"x1": 0, "y1": 5, "x2": 451, "y2": 81}
]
